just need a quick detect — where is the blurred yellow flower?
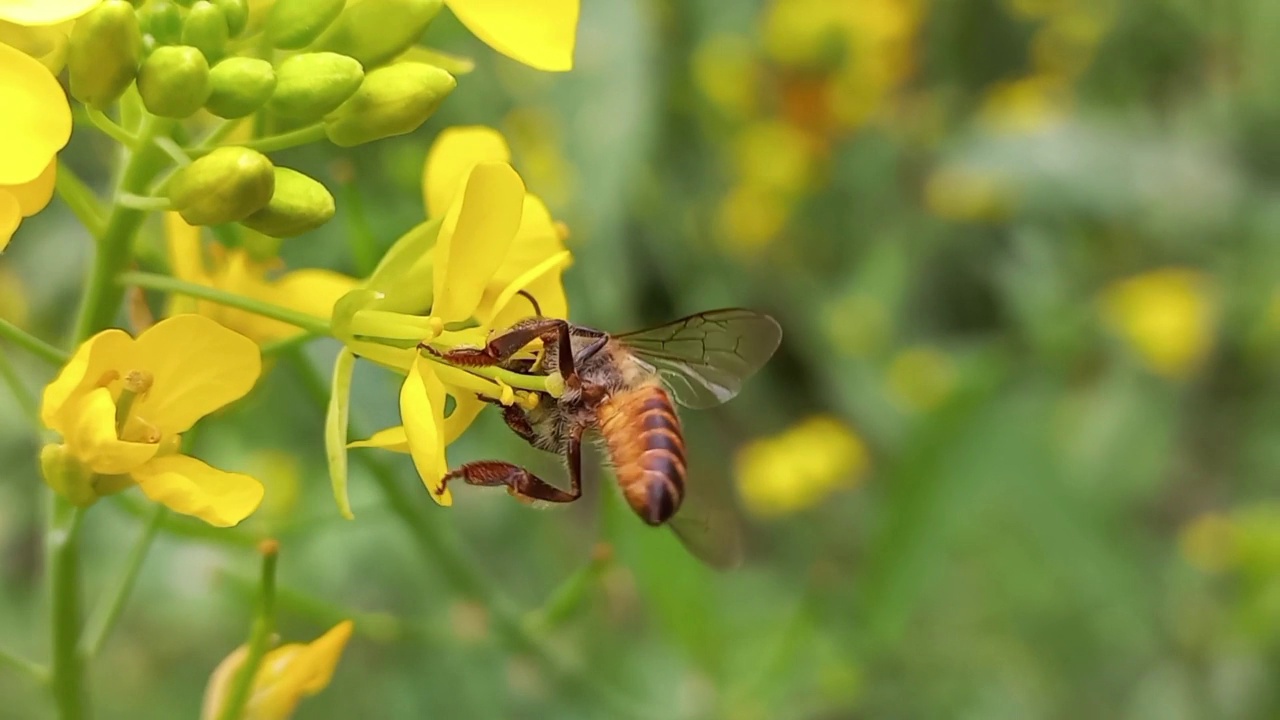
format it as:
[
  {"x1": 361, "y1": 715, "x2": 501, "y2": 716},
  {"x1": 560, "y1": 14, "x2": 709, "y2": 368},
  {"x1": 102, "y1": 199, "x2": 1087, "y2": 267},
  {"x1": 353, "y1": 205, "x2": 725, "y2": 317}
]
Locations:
[
  {"x1": 1181, "y1": 505, "x2": 1280, "y2": 577},
  {"x1": 446, "y1": 0, "x2": 578, "y2": 71},
  {"x1": 887, "y1": 346, "x2": 956, "y2": 412},
  {"x1": 40, "y1": 315, "x2": 265, "y2": 526},
  {"x1": 693, "y1": 33, "x2": 759, "y2": 118},
  {"x1": 735, "y1": 415, "x2": 868, "y2": 517},
  {"x1": 202, "y1": 620, "x2": 354, "y2": 720},
  {"x1": 0, "y1": 262, "x2": 29, "y2": 326},
  {"x1": 924, "y1": 165, "x2": 1014, "y2": 222},
  {"x1": 980, "y1": 74, "x2": 1071, "y2": 132},
  {"x1": 165, "y1": 213, "x2": 358, "y2": 345},
  {"x1": 345, "y1": 126, "x2": 571, "y2": 506},
  {"x1": 1099, "y1": 268, "x2": 1215, "y2": 380},
  {"x1": 0, "y1": 40, "x2": 71, "y2": 250}
]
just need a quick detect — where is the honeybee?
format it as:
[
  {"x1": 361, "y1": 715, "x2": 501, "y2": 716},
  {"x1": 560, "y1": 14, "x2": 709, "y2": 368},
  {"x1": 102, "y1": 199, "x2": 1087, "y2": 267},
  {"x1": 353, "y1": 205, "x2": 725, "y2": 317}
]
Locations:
[{"x1": 429, "y1": 307, "x2": 782, "y2": 568}]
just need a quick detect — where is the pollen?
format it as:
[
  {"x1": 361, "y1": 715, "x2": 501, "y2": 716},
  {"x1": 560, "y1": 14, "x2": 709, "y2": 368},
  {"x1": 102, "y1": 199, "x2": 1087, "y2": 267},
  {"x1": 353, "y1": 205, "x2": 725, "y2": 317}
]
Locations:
[{"x1": 123, "y1": 369, "x2": 154, "y2": 395}]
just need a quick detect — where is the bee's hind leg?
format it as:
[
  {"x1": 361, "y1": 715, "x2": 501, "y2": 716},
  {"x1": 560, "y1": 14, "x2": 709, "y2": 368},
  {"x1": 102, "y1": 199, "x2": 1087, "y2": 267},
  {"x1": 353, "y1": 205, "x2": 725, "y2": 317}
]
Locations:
[
  {"x1": 439, "y1": 461, "x2": 580, "y2": 504},
  {"x1": 438, "y1": 426, "x2": 584, "y2": 503}
]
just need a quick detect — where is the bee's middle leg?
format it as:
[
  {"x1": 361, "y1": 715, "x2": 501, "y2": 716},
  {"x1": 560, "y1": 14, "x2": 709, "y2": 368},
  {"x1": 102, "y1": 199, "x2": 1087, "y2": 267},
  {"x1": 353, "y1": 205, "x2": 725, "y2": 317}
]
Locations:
[{"x1": 439, "y1": 461, "x2": 579, "y2": 503}]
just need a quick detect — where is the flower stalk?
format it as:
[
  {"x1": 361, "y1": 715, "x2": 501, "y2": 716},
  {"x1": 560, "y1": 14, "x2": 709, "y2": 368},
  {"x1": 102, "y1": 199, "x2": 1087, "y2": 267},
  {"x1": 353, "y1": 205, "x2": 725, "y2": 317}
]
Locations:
[
  {"x1": 216, "y1": 540, "x2": 280, "y2": 720},
  {"x1": 47, "y1": 498, "x2": 87, "y2": 720}
]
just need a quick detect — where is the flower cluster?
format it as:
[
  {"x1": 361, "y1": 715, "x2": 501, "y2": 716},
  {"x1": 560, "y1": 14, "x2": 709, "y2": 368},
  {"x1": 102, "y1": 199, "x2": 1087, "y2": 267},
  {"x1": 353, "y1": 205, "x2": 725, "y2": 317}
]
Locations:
[{"x1": 1, "y1": 0, "x2": 581, "y2": 715}]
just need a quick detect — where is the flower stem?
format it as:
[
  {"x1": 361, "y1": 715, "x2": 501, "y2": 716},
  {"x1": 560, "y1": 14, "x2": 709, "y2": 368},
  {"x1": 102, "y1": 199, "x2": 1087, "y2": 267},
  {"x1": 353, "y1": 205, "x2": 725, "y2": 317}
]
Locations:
[
  {"x1": 79, "y1": 505, "x2": 165, "y2": 659},
  {"x1": 117, "y1": 272, "x2": 331, "y2": 336},
  {"x1": 83, "y1": 106, "x2": 139, "y2": 149},
  {"x1": 0, "y1": 319, "x2": 69, "y2": 365},
  {"x1": 192, "y1": 123, "x2": 325, "y2": 155},
  {"x1": 54, "y1": 162, "x2": 105, "y2": 239},
  {"x1": 71, "y1": 118, "x2": 173, "y2": 343},
  {"x1": 217, "y1": 540, "x2": 279, "y2": 720},
  {"x1": 47, "y1": 497, "x2": 86, "y2": 720},
  {"x1": 0, "y1": 350, "x2": 42, "y2": 433}
]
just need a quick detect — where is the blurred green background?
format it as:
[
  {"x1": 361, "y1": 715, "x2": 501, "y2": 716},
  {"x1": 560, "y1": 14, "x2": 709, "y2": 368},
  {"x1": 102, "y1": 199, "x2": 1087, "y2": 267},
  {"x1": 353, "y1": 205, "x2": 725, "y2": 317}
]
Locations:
[{"x1": 7, "y1": 0, "x2": 1280, "y2": 717}]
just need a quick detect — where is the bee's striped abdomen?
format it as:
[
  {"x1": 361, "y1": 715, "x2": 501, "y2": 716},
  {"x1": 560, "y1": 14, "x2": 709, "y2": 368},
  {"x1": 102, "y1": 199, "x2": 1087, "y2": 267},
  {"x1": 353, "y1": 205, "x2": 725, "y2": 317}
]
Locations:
[{"x1": 598, "y1": 384, "x2": 686, "y2": 525}]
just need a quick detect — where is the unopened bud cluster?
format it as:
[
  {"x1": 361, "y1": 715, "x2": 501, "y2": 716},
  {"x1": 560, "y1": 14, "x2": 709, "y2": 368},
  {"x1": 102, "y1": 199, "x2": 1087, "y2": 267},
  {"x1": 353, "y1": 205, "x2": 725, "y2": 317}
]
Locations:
[{"x1": 68, "y1": 0, "x2": 459, "y2": 237}]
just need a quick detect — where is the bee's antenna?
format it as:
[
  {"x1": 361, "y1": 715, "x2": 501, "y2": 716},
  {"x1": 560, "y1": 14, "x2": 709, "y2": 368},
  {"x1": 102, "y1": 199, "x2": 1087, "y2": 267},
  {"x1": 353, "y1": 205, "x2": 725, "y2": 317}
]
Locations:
[{"x1": 517, "y1": 289, "x2": 543, "y2": 317}]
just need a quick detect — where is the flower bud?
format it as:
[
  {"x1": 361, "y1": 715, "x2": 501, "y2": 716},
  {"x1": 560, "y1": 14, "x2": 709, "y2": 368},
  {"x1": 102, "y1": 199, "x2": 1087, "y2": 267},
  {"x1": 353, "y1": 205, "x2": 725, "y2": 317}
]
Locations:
[
  {"x1": 67, "y1": 0, "x2": 142, "y2": 109},
  {"x1": 324, "y1": 63, "x2": 456, "y2": 147},
  {"x1": 312, "y1": 0, "x2": 443, "y2": 68},
  {"x1": 214, "y1": 0, "x2": 249, "y2": 37},
  {"x1": 206, "y1": 57, "x2": 276, "y2": 118},
  {"x1": 138, "y1": 45, "x2": 212, "y2": 118},
  {"x1": 168, "y1": 147, "x2": 275, "y2": 226},
  {"x1": 40, "y1": 444, "x2": 97, "y2": 508},
  {"x1": 138, "y1": 0, "x2": 183, "y2": 46},
  {"x1": 268, "y1": 52, "x2": 363, "y2": 121},
  {"x1": 266, "y1": 0, "x2": 344, "y2": 49},
  {"x1": 182, "y1": 0, "x2": 230, "y2": 62},
  {"x1": 240, "y1": 167, "x2": 336, "y2": 237}
]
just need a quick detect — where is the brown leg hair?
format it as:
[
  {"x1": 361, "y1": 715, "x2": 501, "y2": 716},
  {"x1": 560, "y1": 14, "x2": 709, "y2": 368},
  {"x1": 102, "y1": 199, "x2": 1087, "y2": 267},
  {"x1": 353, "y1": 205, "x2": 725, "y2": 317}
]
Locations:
[{"x1": 438, "y1": 424, "x2": 584, "y2": 503}]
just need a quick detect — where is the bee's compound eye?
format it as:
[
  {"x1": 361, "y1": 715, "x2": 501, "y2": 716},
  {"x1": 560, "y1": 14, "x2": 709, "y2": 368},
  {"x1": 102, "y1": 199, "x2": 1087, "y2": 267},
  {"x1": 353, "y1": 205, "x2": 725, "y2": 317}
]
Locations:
[{"x1": 645, "y1": 480, "x2": 678, "y2": 526}]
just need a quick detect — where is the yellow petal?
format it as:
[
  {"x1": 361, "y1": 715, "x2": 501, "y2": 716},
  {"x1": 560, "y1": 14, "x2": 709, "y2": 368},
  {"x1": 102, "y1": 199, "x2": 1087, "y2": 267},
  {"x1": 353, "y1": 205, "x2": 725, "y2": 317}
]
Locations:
[
  {"x1": 0, "y1": 0, "x2": 101, "y2": 25},
  {"x1": 399, "y1": 357, "x2": 450, "y2": 505},
  {"x1": 431, "y1": 162, "x2": 524, "y2": 322},
  {"x1": 347, "y1": 425, "x2": 410, "y2": 453},
  {"x1": 41, "y1": 327, "x2": 133, "y2": 433},
  {"x1": 272, "y1": 268, "x2": 359, "y2": 326},
  {"x1": 5, "y1": 156, "x2": 55, "y2": 216},
  {"x1": 0, "y1": 188, "x2": 18, "y2": 251},
  {"x1": 444, "y1": 394, "x2": 485, "y2": 444},
  {"x1": 0, "y1": 20, "x2": 73, "y2": 74},
  {"x1": 131, "y1": 315, "x2": 262, "y2": 433},
  {"x1": 423, "y1": 126, "x2": 510, "y2": 219},
  {"x1": 132, "y1": 454, "x2": 265, "y2": 527},
  {"x1": 478, "y1": 250, "x2": 571, "y2": 332},
  {"x1": 446, "y1": 0, "x2": 578, "y2": 71},
  {"x1": 165, "y1": 212, "x2": 206, "y2": 283},
  {"x1": 68, "y1": 387, "x2": 159, "y2": 475},
  {"x1": 202, "y1": 621, "x2": 354, "y2": 720},
  {"x1": 0, "y1": 41, "x2": 71, "y2": 184}
]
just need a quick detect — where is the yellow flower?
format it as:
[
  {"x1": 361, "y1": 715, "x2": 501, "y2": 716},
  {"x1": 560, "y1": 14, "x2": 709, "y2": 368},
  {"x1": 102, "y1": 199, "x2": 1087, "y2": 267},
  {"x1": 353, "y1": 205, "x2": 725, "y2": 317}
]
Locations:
[
  {"x1": 924, "y1": 164, "x2": 1014, "y2": 222},
  {"x1": 334, "y1": 126, "x2": 571, "y2": 508},
  {"x1": 1099, "y1": 268, "x2": 1215, "y2": 380},
  {"x1": 165, "y1": 213, "x2": 358, "y2": 345},
  {"x1": 40, "y1": 315, "x2": 265, "y2": 526},
  {"x1": 445, "y1": 0, "x2": 579, "y2": 71},
  {"x1": 202, "y1": 620, "x2": 354, "y2": 720},
  {"x1": 0, "y1": 40, "x2": 71, "y2": 250},
  {"x1": 0, "y1": 1, "x2": 100, "y2": 25},
  {"x1": 735, "y1": 416, "x2": 868, "y2": 517}
]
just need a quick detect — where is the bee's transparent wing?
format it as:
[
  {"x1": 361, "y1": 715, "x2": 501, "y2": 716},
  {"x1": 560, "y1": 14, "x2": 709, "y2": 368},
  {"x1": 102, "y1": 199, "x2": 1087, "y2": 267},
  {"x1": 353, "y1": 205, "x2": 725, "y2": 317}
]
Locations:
[
  {"x1": 668, "y1": 482, "x2": 745, "y2": 570},
  {"x1": 615, "y1": 309, "x2": 783, "y2": 410}
]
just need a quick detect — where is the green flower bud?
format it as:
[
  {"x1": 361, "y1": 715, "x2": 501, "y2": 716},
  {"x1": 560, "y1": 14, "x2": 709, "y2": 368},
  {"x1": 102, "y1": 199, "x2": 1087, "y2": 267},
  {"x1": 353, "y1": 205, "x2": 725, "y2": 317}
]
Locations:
[
  {"x1": 168, "y1": 146, "x2": 275, "y2": 225},
  {"x1": 324, "y1": 63, "x2": 456, "y2": 147},
  {"x1": 67, "y1": 0, "x2": 142, "y2": 109},
  {"x1": 138, "y1": 45, "x2": 211, "y2": 118},
  {"x1": 214, "y1": 0, "x2": 249, "y2": 36},
  {"x1": 240, "y1": 167, "x2": 336, "y2": 237},
  {"x1": 40, "y1": 444, "x2": 97, "y2": 508},
  {"x1": 182, "y1": 0, "x2": 229, "y2": 62},
  {"x1": 268, "y1": 52, "x2": 363, "y2": 121},
  {"x1": 138, "y1": 0, "x2": 183, "y2": 46},
  {"x1": 312, "y1": 0, "x2": 443, "y2": 68},
  {"x1": 206, "y1": 57, "x2": 276, "y2": 118},
  {"x1": 266, "y1": 0, "x2": 344, "y2": 50}
]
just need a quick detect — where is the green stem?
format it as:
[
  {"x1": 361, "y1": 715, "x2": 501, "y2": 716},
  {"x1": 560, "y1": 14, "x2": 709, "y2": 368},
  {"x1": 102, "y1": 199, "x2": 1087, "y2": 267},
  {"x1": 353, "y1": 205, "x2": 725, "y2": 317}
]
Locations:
[
  {"x1": 286, "y1": 351, "x2": 643, "y2": 717},
  {"x1": 192, "y1": 124, "x2": 325, "y2": 155},
  {"x1": 79, "y1": 506, "x2": 165, "y2": 658},
  {"x1": 217, "y1": 542, "x2": 279, "y2": 720},
  {"x1": 71, "y1": 119, "x2": 173, "y2": 342},
  {"x1": 55, "y1": 162, "x2": 106, "y2": 239},
  {"x1": 0, "y1": 645, "x2": 49, "y2": 686},
  {"x1": 47, "y1": 497, "x2": 87, "y2": 720},
  {"x1": 83, "y1": 106, "x2": 138, "y2": 149},
  {"x1": 118, "y1": 272, "x2": 330, "y2": 336},
  {"x1": 0, "y1": 319, "x2": 69, "y2": 365},
  {"x1": 115, "y1": 194, "x2": 172, "y2": 212}
]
